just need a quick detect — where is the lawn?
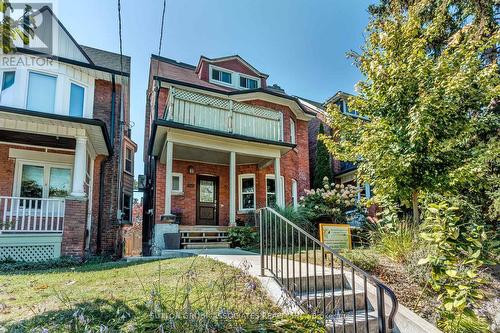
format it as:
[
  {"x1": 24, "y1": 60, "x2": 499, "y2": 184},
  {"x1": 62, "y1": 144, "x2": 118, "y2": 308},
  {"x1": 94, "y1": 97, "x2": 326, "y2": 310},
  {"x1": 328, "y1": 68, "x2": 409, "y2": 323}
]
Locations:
[{"x1": 0, "y1": 257, "x2": 282, "y2": 332}]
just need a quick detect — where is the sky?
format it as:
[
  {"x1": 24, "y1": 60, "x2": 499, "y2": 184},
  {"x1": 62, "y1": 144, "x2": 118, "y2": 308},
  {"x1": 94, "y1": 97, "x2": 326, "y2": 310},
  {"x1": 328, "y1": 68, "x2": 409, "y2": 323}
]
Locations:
[{"x1": 57, "y1": 0, "x2": 375, "y2": 177}]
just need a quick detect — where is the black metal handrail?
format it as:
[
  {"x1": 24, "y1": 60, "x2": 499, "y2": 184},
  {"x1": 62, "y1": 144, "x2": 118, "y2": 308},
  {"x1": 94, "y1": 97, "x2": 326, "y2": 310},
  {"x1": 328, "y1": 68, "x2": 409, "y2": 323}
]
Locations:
[{"x1": 257, "y1": 207, "x2": 398, "y2": 333}]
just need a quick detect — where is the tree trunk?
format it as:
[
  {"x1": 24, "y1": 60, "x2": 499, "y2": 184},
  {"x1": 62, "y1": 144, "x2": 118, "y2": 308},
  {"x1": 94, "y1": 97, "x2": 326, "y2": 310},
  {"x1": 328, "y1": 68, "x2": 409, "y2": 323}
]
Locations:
[{"x1": 412, "y1": 190, "x2": 420, "y2": 224}]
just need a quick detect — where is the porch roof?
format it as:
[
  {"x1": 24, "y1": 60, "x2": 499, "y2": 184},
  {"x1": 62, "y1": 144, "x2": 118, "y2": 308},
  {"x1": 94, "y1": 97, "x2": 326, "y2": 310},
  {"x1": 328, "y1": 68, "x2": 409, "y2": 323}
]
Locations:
[{"x1": 0, "y1": 106, "x2": 112, "y2": 155}]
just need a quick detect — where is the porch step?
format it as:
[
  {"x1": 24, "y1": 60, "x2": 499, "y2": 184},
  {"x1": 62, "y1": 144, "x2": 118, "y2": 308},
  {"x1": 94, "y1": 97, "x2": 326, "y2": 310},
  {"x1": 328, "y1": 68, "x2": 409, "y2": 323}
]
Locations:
[
  {"x1": 183, "y1": 242, "x2": 231, "y2": 249},
  {"x1": 326, "y1": 310, "x2": 379, "y2": 333},
  {"x1": 299, "y1": 289, "x2": 369, "y2": 313},
  {"x1": 281, "y1": 273, "x2": 347, "y2": 291}
]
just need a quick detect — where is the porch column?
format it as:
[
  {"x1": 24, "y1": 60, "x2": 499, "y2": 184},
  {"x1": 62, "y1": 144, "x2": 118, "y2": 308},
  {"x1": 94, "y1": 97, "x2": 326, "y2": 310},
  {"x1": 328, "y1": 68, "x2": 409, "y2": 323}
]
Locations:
[
  {"x1": 70, "y1": 136, "x2": 87, "y2": 197},
  {"x1": 274, "y1": 157, "x2": 284, "y2": 208},
  {"x1": 165, "y1": 141, "x2": 174, "y2": 215},
  {"x1": 229, "y1": 151, "x2": 236, "y2": 226}
]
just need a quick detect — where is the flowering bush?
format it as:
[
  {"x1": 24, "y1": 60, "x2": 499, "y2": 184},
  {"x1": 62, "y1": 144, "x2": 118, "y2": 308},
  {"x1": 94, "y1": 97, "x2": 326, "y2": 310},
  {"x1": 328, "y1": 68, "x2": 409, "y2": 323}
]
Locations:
[{"x1": 299, "y1": 177, "x2": 361, "y2": 223}]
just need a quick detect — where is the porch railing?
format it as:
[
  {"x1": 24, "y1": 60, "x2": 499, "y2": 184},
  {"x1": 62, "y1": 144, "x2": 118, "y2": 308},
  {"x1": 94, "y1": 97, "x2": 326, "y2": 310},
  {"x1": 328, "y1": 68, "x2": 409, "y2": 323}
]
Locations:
[
  {"x1": 257, "y1": 207, "x2": 398, "y2": 332},
  {"x1": 0, "y1": 196, "x2": 65, "y2": 234}
]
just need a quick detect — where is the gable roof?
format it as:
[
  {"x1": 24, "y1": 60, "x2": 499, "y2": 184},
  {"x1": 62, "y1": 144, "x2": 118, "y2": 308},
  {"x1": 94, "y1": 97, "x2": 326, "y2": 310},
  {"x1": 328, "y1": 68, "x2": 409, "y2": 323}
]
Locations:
[
  {"x1": 195, "y1": 55, "x2": 269, "y2": 78},
  {"x1": 325, "y1": 91, "x2": 354, "y2": 105},
  {"x1": 81, "y1": 46, "x2": 131, "y2": 75}
]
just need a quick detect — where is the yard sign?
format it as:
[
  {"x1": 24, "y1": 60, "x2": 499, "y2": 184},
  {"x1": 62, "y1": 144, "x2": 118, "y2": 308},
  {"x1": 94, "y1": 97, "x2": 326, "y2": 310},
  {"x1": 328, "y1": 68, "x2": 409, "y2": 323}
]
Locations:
[{"x1": 319, "y1": 224, "x2": 352, "y2": 250}]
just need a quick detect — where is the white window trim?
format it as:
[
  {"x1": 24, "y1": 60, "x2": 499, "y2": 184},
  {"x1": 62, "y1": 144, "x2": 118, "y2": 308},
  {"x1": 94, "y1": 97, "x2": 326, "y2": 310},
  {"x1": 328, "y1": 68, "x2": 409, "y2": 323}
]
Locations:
[
  {"x1": 291, "y1": 179, "x2": 298, "y2": 209},
  {"x1": 172, "y1": 172, "x2": 183, "y2": 195},
  {"x1": 238, "y1": 173, "x2": 256, "y2": 211},
  {"x1": 265, "y1": 174, "x2": 285, "y2": 207},
  {"x1": 68, "y1": 80, "x2": 87, "y2": 117},
  {"x1": 290, "y1": 119, "x2": 296, "y2": 144},
  {"x1": 208, "y1": 64, "x2": 261, "y2": 90},
  {"x1": 25, "y1": 70, "x2": 58, "y2": 113},
  {"x1": 13, "y1": 159, "x2": 73, "y2": 198},
  {"x1": 124, "y1": 145, "x2": 134, "y2": 175}
]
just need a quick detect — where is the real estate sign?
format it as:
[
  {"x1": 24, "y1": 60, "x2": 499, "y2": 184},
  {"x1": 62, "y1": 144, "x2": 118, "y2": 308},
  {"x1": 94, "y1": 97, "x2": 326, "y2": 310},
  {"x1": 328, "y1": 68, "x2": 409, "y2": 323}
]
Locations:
[{"x1": 319, "y1": 224, "x2": 352, "y2": 250}]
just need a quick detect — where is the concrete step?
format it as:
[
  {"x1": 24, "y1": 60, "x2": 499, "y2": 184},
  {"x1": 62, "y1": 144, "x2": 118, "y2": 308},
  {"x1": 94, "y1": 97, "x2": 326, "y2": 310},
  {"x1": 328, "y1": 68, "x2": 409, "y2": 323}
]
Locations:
[
  {"x1": 299, "y1": 289, "x2": 368, "y2": 313},
  {"x1": 281, "y1": 273, "x2": 347, "y2": 292},
  {"x1": 183, "y1": 242, "x2": 231, "y2": 249},
  {"x1": 326, "y1": 310, "x2": 379, "y2": 333}
]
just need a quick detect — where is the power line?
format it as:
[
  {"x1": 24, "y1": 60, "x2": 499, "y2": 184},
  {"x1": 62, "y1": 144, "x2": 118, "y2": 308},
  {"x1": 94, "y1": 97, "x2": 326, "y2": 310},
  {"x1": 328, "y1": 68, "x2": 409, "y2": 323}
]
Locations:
[
  {"x1": 117, "y1": 0, "x2": 123, "y2": 75},
  {"x1": 155, "y1": 0, "x2": 167, "y2": 77}
]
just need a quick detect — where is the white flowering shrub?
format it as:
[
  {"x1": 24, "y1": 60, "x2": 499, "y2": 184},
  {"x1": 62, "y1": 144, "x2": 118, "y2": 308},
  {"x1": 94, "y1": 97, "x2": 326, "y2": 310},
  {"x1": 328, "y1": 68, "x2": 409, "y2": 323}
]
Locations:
[{"x1": 299, "y1": 177, "x2": 361, "y2": 223}]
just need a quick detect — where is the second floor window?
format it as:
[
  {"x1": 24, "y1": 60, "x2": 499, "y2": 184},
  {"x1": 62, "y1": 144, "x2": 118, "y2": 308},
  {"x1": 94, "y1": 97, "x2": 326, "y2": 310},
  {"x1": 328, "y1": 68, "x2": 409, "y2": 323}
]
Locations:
[
  {"x1": 125, "y1": 147, "x2": 133, "y2": 174},
  {"x1": 212, "y1": 68, "x2": 232, "y2": 84},
  {"x1": 1, "y1": 71, "x2": 15, "y2": 91},
  {"x1": 69, "y1": 83, "x2": 85, "y2": 117},
  {"x1": 27, "y1": 72, "x2": 57, "y2": 113},
  {"x1": 240, "y1": 76, "x2": 258, "y2": 89}
]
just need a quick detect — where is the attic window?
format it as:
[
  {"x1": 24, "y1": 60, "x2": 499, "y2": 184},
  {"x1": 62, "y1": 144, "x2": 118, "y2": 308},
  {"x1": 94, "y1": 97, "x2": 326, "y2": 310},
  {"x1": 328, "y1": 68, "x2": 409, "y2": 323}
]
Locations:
[
  {"x1": 240, "y1": 76, "x2": 258, "y2": 89},
  {"x1": 211, "y1": 68, "x2": 232, "y2": 84}
]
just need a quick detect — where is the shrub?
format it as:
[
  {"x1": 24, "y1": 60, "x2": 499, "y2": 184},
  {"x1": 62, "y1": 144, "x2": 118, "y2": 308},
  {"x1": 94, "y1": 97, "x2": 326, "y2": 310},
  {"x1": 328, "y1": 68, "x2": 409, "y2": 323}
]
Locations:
[
  {"x1": 420, "y1": 201, "x2": 489, "y2": 332},
  {"x1": 227, "y1": 226, "x2": 258, "y2": 248},
  {"x1": 437, "y1": 311, "x2": 490, "y2": 333},
  {"x1": 339, "y1": 248, "x2": 380, "y2": 272},
  {"x1": 273, "y1": 205, "x2": 316, "y2": 235},
  {"x1": 300, "y1": 177, "x2": 363, "y2": 224}
]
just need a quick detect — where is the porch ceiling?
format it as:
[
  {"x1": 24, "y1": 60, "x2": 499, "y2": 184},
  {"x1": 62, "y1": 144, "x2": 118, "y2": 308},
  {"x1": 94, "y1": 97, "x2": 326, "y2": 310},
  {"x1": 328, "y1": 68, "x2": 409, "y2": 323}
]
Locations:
[
  {"x1": 172, "y1": 143, "x2": 271, "y2": 166},
  {"x1": 0, "y1": 106, "x2": 111, "y2": 155}
]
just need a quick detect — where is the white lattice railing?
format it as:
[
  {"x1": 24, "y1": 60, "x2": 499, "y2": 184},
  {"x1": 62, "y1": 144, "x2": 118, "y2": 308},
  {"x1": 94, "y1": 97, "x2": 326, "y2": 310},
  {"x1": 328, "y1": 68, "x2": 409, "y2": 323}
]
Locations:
[
  {"x1": 166, "y1": 88, "x2": 283, "y2": 142},
  {"x1": 0, "y1": 196, "x2": 65, "y2": 233}
]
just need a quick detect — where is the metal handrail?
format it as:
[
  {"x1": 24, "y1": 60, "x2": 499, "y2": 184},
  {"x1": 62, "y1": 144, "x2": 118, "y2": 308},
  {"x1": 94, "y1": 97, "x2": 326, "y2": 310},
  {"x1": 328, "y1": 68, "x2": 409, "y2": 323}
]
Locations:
[{"x1": 257, "y1": 207, "x2": 399, "y2": 333}]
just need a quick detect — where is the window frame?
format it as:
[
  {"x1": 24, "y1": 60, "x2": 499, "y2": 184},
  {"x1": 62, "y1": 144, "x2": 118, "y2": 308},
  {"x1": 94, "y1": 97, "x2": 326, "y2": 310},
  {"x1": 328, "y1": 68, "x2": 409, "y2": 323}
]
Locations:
[
  {"x1": 13, "y1": 159, "x2": 73, "y2": 199},
  {"x1": 238, "y1": 173, "x2": 256, "y2": 212},
  {"x1": 68, "y1": 81, "x2": 86, "y2": 118},
  {"x1": 171, "y1": 172, "x2": 184, "y2": 195},
  {"x1": 290, "y1": 118, "x2": 296, "y2": 144},
  {"x1": 1, "y1": 70, "x2": 16, "y2": 91},
  {"x1": 26, "y1": 70, "x2": 58, "y2": 113},
  {"x1": 291, "y1": 179, "x2": 298, "y2": 209},
  {"x1": 239, "y1": 74, "x2": 259, "y2": 89},
  {"x1": 124, "y1": 146, "x2": 134, "y2": 174},
  {"x1": 209, "y1": 65, "x2": 233, "y2": 86},
  {"x1": 265, "y1": 174, "x2": 285, "y2": 207},
  {"x1": 122, "y1": 192, "x2": 132, "y2": 223}
]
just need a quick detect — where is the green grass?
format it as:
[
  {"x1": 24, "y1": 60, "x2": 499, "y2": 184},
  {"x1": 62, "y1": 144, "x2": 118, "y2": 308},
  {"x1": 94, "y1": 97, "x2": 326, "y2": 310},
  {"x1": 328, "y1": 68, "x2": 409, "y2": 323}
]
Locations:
[{"x1": 0, "y1": 257, "x2": 280, "y2": 332}]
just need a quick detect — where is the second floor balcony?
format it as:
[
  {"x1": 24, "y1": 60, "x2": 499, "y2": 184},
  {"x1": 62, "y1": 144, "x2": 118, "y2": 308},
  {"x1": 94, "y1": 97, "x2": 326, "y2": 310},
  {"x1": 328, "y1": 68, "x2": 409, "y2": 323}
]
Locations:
[{"x1": 162, "y1": 88, "x2": 284, "y2": 143}]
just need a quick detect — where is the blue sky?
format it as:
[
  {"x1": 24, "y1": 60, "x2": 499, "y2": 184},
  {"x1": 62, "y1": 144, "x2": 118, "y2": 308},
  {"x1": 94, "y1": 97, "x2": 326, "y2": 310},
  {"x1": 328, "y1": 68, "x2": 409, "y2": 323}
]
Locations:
[{"x1": 58, "y1": 0, "x2": 375, "y2": 176}]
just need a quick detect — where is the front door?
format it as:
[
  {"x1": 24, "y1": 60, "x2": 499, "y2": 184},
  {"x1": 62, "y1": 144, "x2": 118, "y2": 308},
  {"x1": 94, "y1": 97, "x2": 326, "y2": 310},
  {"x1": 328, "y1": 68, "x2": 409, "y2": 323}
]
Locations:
[{"x1": 196, "y1": 175, "x2": 219, "y2": 225}]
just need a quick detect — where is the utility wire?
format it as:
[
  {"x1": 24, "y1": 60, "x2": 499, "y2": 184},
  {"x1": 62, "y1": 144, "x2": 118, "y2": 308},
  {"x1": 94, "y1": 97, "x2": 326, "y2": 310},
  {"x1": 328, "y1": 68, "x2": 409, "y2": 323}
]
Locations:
[
  {"x1": 118, "y1": 0, "x2": 123, "y2": 75},
  {"x1": 155, "y1": 0, "x2": 167, "y2": 77}
]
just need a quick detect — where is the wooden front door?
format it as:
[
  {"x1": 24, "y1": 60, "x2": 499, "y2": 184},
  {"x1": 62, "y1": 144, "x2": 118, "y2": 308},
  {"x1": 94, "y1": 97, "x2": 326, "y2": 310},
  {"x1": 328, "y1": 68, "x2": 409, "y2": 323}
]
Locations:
[{"x1": 196, "y1": 175, "x2": 219, "y2": 225}]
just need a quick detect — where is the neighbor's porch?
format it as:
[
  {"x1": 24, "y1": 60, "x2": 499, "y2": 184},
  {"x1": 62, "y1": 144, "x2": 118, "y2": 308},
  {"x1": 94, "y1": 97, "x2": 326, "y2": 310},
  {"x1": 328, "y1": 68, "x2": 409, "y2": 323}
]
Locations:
[{"x1": 0, "y1": 108, "x2": 110, "y2": 261}]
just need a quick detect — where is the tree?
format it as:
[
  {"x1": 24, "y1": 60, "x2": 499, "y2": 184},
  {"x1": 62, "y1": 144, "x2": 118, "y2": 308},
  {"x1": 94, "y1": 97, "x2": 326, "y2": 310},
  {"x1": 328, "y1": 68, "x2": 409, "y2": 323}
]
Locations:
[
  {"x1": 313, "y1": 123, "x2": 333, "y2": 189},
  {"x1": 321, "y1": 0, "x2": 500, "y2": 224},
  {"x1": 1, "y1": 0, "x2": 35, "y2": 53}
]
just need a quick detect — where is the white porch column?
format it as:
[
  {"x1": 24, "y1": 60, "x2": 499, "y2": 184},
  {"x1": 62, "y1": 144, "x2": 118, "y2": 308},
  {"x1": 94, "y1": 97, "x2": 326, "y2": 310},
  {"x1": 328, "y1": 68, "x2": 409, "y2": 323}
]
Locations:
[
  {"x1": 70, "y1": 136, "x2": 87, "y2": 197},
  {"x1": 229, "y1": 151, "x2": 236, "y2": 226},
  {"x1": 274, "y1": 157, "x2": 284, "y2": 208},
  {"x1": 165, "y1": 141, "x2": 174, "y2": 215}
]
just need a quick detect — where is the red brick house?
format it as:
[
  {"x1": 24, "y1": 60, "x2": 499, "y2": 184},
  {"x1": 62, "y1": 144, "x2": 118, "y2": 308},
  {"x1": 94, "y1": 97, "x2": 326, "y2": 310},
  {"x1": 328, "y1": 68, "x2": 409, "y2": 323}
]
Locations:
[
  {"x1": 142, "y1": 55, "x2": 315, "y2": 250},
  {"x1": 0, "y1": 7, "x2": 136, "y2": 261}
]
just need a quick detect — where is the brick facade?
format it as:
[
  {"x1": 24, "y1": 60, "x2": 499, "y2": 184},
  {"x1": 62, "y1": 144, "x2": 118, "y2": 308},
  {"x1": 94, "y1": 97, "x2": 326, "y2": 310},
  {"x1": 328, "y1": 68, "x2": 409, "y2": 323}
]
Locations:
[{"x1": 61, "y1": 198, "x2": 88, "y2": 257}]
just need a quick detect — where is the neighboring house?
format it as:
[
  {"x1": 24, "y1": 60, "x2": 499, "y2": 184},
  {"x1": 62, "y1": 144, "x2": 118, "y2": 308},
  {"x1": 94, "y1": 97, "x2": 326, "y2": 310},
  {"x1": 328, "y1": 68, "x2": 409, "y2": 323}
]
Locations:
[
  {"x1": 306, "y1": 91, "x2": 372, "y2": 202},
  {"x1": 142, "y1": 54, "x2": 315, "y2": 250},
  {"x1": 0, "y1": 7, "x2": 136, "y2": 261}
]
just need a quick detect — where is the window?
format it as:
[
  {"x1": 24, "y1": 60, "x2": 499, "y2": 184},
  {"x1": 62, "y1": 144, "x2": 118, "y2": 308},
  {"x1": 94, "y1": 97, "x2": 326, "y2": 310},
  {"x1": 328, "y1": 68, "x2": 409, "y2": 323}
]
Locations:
[
  {"x1": 17, "y1": 162, "x2": 71, "y2": 199},
  {"x1": 290, "y1": 119, "x2": 296, "y2": 144},
  {"x1": 265, "y1": 175, "x2": 285, "y2": 207},
  {"x1": 124, "y1": 147, "x2": 133, "y2": 174},
  {"x1": 69, "y1": 83, "x2": 85, "y2": 117},
  {"x1": 172, "y1": 172, "x2": 183, "y2": 194},
  {"x1": 27, "y1": 72, "x2": 57, "y2": 113},
  {"x1": 291, "y1": 179, "x2": 298, "y2": 209},
  {"x1": 239, "y1": 174, "x2": 255, "y2": 211},
  {"x1": 122, "y1": 193, "x2": 132, "y2": 223},
  {"x1": 211, "y1": 68, "x2": 232, "y2": 84},
  {"x1": 1, "y1": 71, "x2": 15, "y2": 91},
  {"x1": 240, "y1": 76, "x2": 258, "y2": 89}
]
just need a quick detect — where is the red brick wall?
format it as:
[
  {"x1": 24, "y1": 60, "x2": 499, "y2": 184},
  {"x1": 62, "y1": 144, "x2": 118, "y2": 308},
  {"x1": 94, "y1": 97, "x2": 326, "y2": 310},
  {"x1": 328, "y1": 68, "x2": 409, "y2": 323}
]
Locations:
[{"x1": 62, "y1": 198, "x2": 88, "y2": 257}]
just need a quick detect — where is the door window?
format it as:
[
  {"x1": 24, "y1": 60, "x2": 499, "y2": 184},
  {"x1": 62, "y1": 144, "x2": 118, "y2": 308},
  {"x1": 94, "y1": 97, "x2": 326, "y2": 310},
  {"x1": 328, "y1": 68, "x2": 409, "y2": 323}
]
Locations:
[{"x1": 199, "y1": 180, "x2": 215, "y2": 203}]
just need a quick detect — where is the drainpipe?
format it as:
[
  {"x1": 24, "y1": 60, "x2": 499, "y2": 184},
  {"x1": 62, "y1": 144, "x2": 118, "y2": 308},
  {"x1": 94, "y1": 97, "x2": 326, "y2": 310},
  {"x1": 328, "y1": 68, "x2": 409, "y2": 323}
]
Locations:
[{"x1": 96, "y1": 74, "x2": 116, "y2": 254}]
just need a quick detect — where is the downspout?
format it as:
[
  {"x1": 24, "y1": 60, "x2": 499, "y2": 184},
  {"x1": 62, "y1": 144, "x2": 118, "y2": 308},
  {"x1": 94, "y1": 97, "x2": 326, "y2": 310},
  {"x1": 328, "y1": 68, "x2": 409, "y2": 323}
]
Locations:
[
  {"x1": 115, "y1": 74, "x2": 126, "y2": 255},
  {"x1": 97, "y1": 74, "x2": 116, "y2": 254}
]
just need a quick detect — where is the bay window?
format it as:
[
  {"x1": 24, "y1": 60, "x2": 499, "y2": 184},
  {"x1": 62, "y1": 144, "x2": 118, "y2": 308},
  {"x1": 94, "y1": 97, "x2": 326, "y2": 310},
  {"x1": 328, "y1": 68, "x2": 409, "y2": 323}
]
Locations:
[
  {"x1": 27, "y1": 72, "x2": 57, "y2": 113},
  {"x1": 69, "y1": 83, "x2": 85, "y2": 117}
]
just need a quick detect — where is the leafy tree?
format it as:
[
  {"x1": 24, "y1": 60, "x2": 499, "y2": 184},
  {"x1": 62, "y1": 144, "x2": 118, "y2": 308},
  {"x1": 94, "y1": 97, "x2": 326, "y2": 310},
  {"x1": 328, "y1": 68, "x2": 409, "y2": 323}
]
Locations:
[
  {"x1": 313, "y1": 123, "x2": 333, "y2": 189},
  {"x1": 321, "y1": 0, "x2": 500, "y2": 223},
  {"x1": 1, "y1": 0, "x2": 35, "y2": 53}
]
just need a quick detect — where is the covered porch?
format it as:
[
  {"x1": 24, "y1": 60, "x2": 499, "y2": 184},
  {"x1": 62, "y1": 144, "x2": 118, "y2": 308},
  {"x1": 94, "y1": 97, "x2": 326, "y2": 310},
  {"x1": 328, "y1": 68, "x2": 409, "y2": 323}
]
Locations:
[{"x1": 0, "y1": 107, "x2": 110, "y2": 261}]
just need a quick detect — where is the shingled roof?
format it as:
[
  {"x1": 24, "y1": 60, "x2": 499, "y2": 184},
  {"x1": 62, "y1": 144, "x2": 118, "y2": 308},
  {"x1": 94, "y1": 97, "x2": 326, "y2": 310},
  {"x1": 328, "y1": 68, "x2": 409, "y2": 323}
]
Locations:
[{"x1": 81, "y1": 46, "x2": 131, "y2": 75}]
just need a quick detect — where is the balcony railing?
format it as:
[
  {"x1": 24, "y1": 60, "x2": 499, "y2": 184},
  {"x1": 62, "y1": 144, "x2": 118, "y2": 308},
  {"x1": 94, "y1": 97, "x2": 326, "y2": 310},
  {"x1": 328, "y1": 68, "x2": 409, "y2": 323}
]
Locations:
[
  {"x1": 0, "y1": 197, "x2": 65, "y2": 234},
  {"x1": 164, "y1": 88, "x2": 283, "y2": 142}
]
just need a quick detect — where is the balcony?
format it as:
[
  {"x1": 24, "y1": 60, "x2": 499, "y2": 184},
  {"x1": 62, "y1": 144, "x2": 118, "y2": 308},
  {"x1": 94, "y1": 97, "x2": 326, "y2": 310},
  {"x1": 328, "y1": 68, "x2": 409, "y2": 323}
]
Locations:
[
  {"x1": 0, "y1": 197, "x2": 65, "y2": 233},
  {"x1": 163, "y1": 88, "x2": 283, "y2": 142}
]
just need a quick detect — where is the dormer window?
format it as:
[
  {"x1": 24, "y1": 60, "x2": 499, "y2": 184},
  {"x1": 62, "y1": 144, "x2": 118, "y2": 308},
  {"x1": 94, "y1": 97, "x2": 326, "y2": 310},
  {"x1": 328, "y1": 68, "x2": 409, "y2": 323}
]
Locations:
[
  {"x1": 240, "y1": 76, "x2": 258, "y2": 89},
  {"x1": 211, "y1": 68, "x2": 232, "y2": 84}
]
